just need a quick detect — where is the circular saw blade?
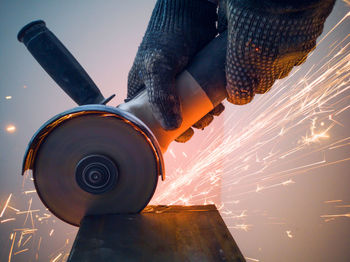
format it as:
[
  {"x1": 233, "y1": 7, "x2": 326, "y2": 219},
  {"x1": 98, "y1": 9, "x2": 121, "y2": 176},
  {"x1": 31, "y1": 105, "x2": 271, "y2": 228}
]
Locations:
[{"x1": 29, "y1": 106, "x2": 162, "y2": 226}]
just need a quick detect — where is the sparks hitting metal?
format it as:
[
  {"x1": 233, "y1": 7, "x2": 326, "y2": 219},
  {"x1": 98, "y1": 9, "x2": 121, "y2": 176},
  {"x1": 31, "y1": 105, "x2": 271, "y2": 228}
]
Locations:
[{"x1": 18, "y1": 20, "x2": 228, "y2": 226}]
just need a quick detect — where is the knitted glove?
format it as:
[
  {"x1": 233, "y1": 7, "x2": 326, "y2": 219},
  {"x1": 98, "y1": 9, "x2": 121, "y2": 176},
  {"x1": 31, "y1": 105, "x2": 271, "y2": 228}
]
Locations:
[
  {"x1": 218, "y1": 0, "x2": 335, "y2": 105},
  {"x1": 127, "y1": 0, "x2": 217, "y2": 130},
  {"x1": 175, "y1": 103, "x2": 225, "y2": 143}
]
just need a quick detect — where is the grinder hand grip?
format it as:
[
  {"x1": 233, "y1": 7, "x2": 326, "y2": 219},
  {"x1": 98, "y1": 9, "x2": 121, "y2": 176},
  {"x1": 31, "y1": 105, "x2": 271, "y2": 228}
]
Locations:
[
  {"x1": 19, "y1": 20, "x2": 228, "y2": 153},
  {"x1": 119, "y1": 32, "x2": 228, "y2": 152},
  {"x1": 18, "y1": 20, "x2": 105, "y2": 105}
]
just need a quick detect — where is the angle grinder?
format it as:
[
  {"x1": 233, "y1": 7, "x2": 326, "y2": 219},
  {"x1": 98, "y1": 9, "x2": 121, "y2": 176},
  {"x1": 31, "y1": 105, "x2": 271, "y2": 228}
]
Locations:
[{"x1": 18, "y1": 20, "x2": 227, "y2": 226}]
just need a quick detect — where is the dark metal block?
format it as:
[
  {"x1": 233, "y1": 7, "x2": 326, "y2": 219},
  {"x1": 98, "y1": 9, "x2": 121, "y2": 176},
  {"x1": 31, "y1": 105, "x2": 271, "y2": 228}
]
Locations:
[{"x1": 68, "y1": 205, "x2": 245, "y2": 262}]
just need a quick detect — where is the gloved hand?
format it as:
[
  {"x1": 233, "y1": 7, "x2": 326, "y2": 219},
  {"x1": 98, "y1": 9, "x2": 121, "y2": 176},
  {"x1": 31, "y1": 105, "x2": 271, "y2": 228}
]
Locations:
[
  {"x1": 127, "y1": 0, "x2": 218, "y2": 130},
  {"x1": 175, "y1": 103, "x2": 225, "y2": 142},
  {"x1": 218, "y1": 0, "x2": 335, "y2": 105}
]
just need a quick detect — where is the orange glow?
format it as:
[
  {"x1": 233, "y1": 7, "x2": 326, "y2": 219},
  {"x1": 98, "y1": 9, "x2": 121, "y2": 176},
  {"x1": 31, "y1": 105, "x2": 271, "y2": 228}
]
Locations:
[
  {"x1": 23, "y1": 110, "x2": 164, "y2": 180},
  {"x1": 6, "y1": 125, "x2": 16, "y2": 133}
]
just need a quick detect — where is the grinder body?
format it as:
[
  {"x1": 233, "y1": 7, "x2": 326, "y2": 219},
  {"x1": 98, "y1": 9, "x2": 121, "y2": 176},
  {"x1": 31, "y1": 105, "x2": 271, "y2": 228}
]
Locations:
[
  {"x1": 19, "y1": 21, "x2": 227, "y2": 226},
  {"x1": 120, "y1": 32, "x2": 227, "y2": 152}
]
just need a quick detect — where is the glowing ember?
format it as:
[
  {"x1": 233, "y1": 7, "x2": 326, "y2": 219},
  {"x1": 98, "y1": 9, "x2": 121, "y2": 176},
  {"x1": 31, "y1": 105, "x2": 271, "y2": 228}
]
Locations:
[
  {"x1": 5, "y1": 96, "x2": 12, "y2": 100},
  {"x1": 286, "y1": 230, "x2": 293, "y2": 239},
  {"x1": 6, "y1": 125, "x2": 16, "y2": 133}
]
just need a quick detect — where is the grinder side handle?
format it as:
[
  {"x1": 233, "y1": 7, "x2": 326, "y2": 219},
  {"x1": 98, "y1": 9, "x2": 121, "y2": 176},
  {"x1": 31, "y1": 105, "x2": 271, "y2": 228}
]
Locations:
[
  {"x1": 119, "y1": 32, "x2": 228, "y2": 152},
  {"x1": 18, "y1": 20, "x2": 105, "y2": 105}
]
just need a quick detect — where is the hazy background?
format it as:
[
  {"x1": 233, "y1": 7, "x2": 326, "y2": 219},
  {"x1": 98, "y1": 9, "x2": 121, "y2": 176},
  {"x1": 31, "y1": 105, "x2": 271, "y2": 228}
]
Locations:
[{"x1": 0, "y1": 0, "x2": 349, "y2": 261}]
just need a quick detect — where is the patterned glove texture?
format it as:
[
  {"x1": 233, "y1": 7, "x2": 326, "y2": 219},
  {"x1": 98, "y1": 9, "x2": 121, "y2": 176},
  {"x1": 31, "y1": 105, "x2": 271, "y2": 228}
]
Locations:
[
  {"x1": 175, "y1": 103, "x2": 225, "y2": 143},
  {"x1": 218, "y1": 0, "x2": 335, "y2": 105},
  {"x1": 127, "y1": 0, "x2": 217, "y2": 130}
]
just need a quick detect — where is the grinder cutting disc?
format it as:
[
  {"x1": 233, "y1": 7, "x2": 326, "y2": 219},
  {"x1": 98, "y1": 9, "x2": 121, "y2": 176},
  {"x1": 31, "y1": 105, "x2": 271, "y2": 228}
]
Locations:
[{"x1": 22, "y1": 105, "x2": 164, "y2": 226}]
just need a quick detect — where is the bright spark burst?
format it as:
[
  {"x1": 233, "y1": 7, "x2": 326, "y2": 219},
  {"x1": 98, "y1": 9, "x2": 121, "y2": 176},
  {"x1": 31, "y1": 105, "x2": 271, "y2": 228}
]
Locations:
[
  {"x1": 5, "y1": 125, "x2": 16, "y2": 133},
  {"x1": 5, "y1": 96, "x2": 12, "y2": 100},
  {"x1": 151, "y1": 9, "x2": 350, "y2": 260},
  {"x1": 286, "y1": 230, "x2": 293, "y2": 239},
  {"x1": 152, "y1": 10, "x2": 350, "y2": 206}
]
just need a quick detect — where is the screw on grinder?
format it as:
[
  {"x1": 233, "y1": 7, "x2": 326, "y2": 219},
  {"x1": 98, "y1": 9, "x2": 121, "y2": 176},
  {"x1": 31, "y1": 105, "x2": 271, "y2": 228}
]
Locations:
[{"x1": 19, "y1": 21, "x2": 227, "y2": 226}]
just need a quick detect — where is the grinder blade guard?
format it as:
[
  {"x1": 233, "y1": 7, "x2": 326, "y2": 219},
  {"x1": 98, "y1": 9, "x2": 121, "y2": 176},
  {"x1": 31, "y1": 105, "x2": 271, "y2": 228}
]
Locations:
[
  {"x1": 22, "y1": 105, "x2": 164, "y2": 226},
  {"x1": 19, "y1": 20, "x2": 227, "y2": 226}
]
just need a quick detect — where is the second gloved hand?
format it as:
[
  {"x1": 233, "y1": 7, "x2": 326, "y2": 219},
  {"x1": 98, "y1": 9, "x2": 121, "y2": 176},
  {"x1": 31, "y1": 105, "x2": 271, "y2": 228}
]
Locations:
[
  {"x1": 218, "y1": 0, "x2": 335, "y2": 105},
  {"x1": 127, "y1": 0, "x2": 217, "y2": 130}
]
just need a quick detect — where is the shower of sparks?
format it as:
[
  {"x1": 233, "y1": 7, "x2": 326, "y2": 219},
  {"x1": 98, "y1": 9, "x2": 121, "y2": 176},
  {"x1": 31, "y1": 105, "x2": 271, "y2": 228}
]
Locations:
[
  {"x1": 150, "y1": 9, "x2": 350, "y2": 260},
  {"x1": 5, "y1": 125, "x2": 16, "y2": 133},
  {"x1": 0, "y1": 9, "x2": 350, "y2": 262},
  {"x1": 152, "y1": 11, "x2": 350, "y2": 205}
]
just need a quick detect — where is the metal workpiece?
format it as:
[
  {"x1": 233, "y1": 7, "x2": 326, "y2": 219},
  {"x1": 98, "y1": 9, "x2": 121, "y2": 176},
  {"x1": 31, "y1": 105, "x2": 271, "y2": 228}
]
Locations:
[{"x1": 68, "y1": 205, "x2": 246, "y2": 262}]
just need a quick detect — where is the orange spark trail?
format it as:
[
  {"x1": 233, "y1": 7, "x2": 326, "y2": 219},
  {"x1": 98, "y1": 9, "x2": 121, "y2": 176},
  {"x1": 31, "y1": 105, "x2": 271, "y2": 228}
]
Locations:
[
  {"x1": 8, "y1": 232, "x2": 16, "y2": 262},
  {"x1": 0, "y1": 194, "x2": 12, "y2": 218}
]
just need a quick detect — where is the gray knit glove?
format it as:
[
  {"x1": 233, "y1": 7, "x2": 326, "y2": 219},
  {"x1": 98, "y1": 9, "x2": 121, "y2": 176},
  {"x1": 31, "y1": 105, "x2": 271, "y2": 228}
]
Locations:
[
  {"x1": 218, "y1": 0, "x2": 335, "y2": 105},
  {"x1": 127, "y1": 0, "x2": 217, "y2": 130}
]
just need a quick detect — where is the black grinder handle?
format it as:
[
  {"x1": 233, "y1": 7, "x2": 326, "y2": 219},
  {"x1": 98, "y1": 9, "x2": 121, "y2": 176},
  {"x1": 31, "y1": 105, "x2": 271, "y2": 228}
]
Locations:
[
  {"x1": 187, "y1": 31, "x2": 228, "y2": 107},
  {"x1": 18, "y1": 20, "x2": 105, "y2": 105}
]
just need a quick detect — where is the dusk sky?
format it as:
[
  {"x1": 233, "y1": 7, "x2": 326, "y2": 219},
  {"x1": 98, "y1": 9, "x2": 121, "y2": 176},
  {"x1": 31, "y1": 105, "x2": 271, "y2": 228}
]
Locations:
[{"x1": 1, "y1": 0, "x2": 350, "y2": 261}]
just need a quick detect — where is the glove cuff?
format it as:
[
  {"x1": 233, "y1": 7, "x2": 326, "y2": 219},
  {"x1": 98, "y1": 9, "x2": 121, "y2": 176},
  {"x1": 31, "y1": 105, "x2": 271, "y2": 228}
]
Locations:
[{"x1": 147, "y1": 0, "x2": 217, "y2": 33}]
